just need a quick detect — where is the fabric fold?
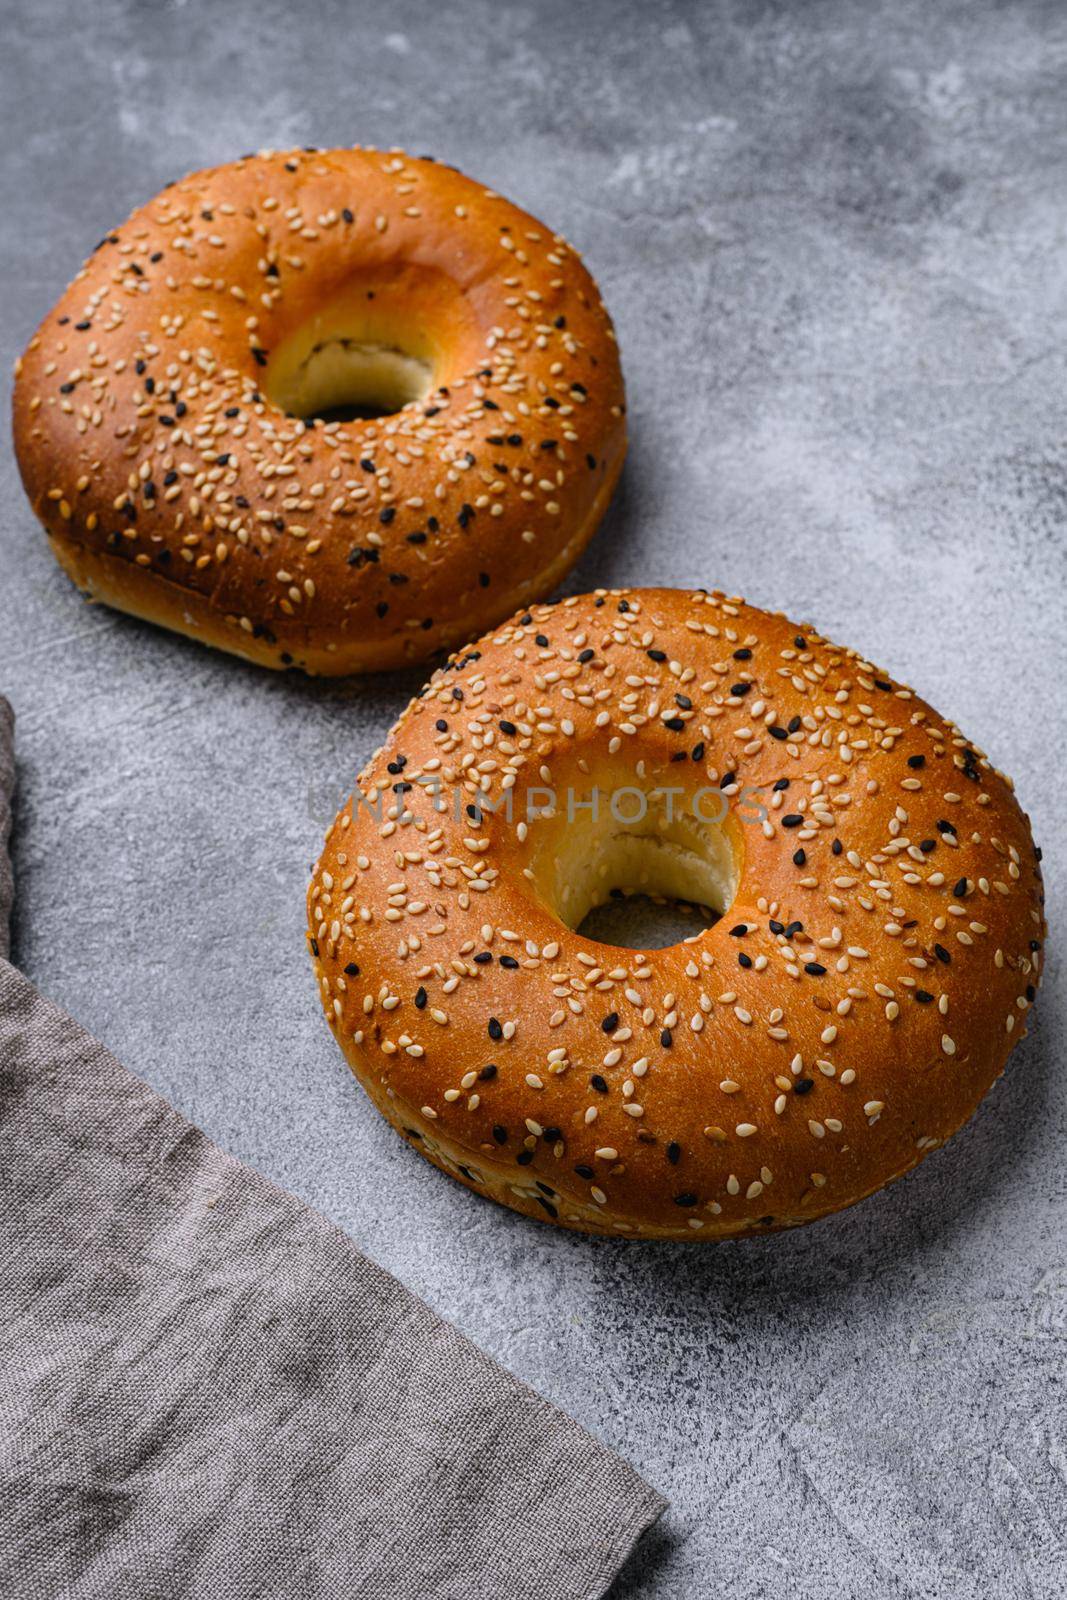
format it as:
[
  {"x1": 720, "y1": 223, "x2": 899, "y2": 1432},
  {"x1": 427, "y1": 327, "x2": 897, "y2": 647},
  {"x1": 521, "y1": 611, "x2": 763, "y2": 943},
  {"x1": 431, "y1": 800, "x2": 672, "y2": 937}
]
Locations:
[{"x1": 0, "y1": 696, "x2": 665, "y2": 1600}]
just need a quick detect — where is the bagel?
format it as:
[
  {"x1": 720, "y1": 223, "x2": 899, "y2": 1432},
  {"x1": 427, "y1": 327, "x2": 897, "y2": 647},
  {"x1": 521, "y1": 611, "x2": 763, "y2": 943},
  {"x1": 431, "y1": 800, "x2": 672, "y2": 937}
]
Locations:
[
  {"x1": 12, "y1": 147, "x2": 625, "y2": 674},
  {"x1": 307, "y1": 587, "x2": 1044, "y2": 1239}
]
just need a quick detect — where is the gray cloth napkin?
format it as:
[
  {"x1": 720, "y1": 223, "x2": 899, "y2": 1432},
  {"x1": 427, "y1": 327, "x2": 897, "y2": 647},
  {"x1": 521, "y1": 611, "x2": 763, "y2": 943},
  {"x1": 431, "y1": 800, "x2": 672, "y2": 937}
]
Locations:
[
  {"x1": 0, "y1": 696, "x2": 12, "y2": 959},
  {"x1": 0, "y1": 696, "x2": 664, "y2": 1600}
]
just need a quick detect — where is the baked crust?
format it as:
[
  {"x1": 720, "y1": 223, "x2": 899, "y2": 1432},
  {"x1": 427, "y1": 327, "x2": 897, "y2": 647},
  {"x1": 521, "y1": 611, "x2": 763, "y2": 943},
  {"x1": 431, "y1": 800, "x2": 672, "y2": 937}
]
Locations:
[
  {"x1": 308, "y1": 587, "x2": 1045, "y2": 1238},
  {"x1": 13, "y1": 147, "x2": 626, "y2": 674}
]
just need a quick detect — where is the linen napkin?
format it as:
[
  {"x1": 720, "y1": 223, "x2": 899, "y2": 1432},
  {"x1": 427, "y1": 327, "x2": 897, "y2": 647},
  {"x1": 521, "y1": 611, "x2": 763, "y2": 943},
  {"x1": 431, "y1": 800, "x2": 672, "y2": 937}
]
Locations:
[
  {"x1": 0, "y1": 695, "x2": 12, "y2": 959},
  {"x1": 0, "y1": 695, "x2": 664, "y2": 1600}
]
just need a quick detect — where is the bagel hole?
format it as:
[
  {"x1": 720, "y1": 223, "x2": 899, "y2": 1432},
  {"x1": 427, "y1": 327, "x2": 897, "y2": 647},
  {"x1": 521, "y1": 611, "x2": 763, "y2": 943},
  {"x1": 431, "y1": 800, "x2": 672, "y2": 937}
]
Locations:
[
  {"x1": 539, "y1": 797, "x2": 740, "y2": 952},
  {"x1": 273, "y1": 339, "x2": 434, "y2": 422},
  {"x1": 577, "y1": 891, "x2": 721, "y2": 951}
]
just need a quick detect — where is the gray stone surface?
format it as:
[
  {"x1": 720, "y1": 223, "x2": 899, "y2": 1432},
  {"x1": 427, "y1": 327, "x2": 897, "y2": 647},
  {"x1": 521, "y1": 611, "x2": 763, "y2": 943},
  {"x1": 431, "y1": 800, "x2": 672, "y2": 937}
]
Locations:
[{"x1": 2, "y1": 1, "x2": 1065, "y2": 1594}]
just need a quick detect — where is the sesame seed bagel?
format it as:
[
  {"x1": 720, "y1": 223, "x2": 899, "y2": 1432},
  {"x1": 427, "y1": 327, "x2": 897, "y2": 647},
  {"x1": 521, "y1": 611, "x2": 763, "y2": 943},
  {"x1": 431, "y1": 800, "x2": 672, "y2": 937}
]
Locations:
[
  {"x1": 307, "y1": 587, "x2": 1044, "y2": 1238},
  {"x1": 12, "y1": 147, "x2": 625, "y2": 674}
]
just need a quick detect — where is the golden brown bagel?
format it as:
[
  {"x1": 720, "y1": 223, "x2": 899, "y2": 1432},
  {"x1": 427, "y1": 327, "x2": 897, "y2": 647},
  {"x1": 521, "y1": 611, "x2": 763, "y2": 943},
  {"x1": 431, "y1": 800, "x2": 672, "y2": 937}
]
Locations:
[
  {"x1": 307, "y1": 587, "x2": 1044, "y2": 1238},
  {"x1": 12, "y1": 148, "x2": 625, "y2": 674}
]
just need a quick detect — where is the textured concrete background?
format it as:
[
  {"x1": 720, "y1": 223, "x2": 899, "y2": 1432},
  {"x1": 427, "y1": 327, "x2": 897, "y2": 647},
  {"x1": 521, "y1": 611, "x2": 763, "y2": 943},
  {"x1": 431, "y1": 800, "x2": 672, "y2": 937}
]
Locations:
[{"x1": 2, "y1": 1, "x2": 1066, "y2": 1594}]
